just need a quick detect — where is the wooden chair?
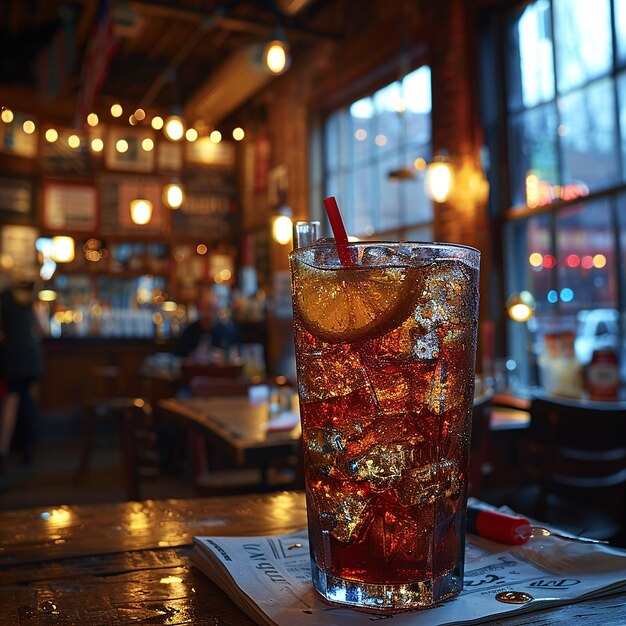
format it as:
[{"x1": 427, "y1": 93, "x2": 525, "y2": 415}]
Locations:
[
  {"x1": 468, "y1": 390, "x2": 493, "y2": 498},
  {"x1": 519, "y1": 396, "x2": 626, "y2": 541},
  {"x1": 121, "y1": 399, "x2": 160, "y2": 501},
  {"x1": 74, "y1": 365, "x2": 137, "y2": 484}
]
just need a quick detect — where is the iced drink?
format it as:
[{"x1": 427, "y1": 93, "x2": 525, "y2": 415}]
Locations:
[{"x1": 289, "y1": 240, "x2": 480, "y2": 611}]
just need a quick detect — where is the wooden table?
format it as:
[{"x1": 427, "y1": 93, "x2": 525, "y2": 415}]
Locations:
[
  {"x1": 158, "y1": 396, "x2": 301, "y2": 486},
  {"x1": 1, "y1": 491, "x2": 625, "y2": 625}
]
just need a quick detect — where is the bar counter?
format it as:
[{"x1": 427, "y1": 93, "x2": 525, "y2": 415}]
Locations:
[
  {"x1": 41, "y1": 337, "x2": 176, "y2": 413},
  {"x1": 1, "y1": 492, "x2": 626, "y2": 625}
]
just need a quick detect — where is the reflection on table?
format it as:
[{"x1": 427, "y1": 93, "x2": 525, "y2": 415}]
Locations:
[{"x1": 1, "y1": 492, "x2": 625, "y2": 625}]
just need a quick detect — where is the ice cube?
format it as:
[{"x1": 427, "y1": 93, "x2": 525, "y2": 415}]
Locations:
[
  {"x1": 361, "y1": 245, "x2": 413, "y2": 268},
  {"x1": 308, "y1": 477, "x2": 373, "y2": 543},
  {"x1": 341, "y1": 415, "x2": 426, "y2": 490},
  {"x1": 413, "y1": 328, "x2": 441, "y2": 361},
  {"x1": 303, "y1": 427, "x2": 346, "y2": 477},
  {"x1": 368, "y1": 500, "x2": 435, "y2": 562},
  {"x1": 393, "y1": 460, "x2": 457, "y2": 507},
  {"x1": 297, "y1": 345, "x2": 368, "y2": 404}
]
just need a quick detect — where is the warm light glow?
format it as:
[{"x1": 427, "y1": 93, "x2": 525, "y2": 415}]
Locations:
[
  {"x1": 264, "y1": 40, "x2": 290, "y2": 74},
  {"x1": 52, "y1": 236, "x2": 75, "y2": 263},
  {"x1": 232, "y1": 127, "x2": 245, "y2": 141},
  {"x1": 163, "y1": 183, "x2": 184, "y2": 209},
  {"x1": 38, "y1": 289, "x2": 57, "y2": 302},
  {"x1": 23, "y1": 120, "x2": 36, "y2": 134},
  {"x1": 116, "y1": 139, "x2": 129, "y2": 153},
  {"x1": 129, "y1": 114, "x2": 138, "y2": 126},
  {"x1": 413, "y1": 157, "x2": 427, "y2": 171},
  {"x1": 210, "y1": 130, "x2": 222, "y2": 143},
  {"x1": 506, "y1": 291, "x2": 535, "y2": 323},
  {"x1": 134, "y1": 108, "x2": 146, "y2": 121},
  {"x1": 218, "y1": 268, "x2": 232, "y2": 282},
  {"x1": 111, "y1": 103, "x2": 123, "y2": 117},
  {"x1": 162, "y1": 301, "x2": 177, "y2": 312},
  {"x1": 45, "y1": 128, "x2": 59, "y2": 143},
  {"x1": 424, "y1": 161, "x2": 454, "y2": 203},
  {"x1": 529, "y1": 252, "x2": 543, "y2": 267},
  {"x1": 593, "y1": 253, "x2": 607, "y2": 268},
  {"x1": 196, "y1": 244, "x2": 207, "y2": 255},
  {"x1": 68, "y1": 134, "x2": 80, "y2": 148},
  {"x1": 1, "y1": 108, "x2": 14, "y2": 123},
  {"x1": 272, "y1": 214, "x2": 293, "y2": 245},
  {"x1": 87, "y1": 113, "x2": 99, "y2": 127},
  {"x1": 355, "y1": 128, "x2": 367, "y2": 141},
  {"x1": 151, "y1": 115, "x2": 164, "y2": 130},
  {"x1": 375, "y1": 134, "x2": 387, "y2": 146},
  {"x1": 130, "y1": 198, "x2": 153, "y2": 225},
  {"x1": 142, "y1": 137, "x2": 154, "y2": 151},
  {"x1": 91, "y1": 138, "x2": 104, "y2": 152},
  {"x1": 164, "y1": 116, "x2": 184, "y2": 141},
  {"x1": 185, "y1": 128, "x2": 198, "y2": 142}
]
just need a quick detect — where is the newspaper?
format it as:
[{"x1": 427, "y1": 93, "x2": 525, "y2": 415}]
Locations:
[{"x1": 191, "y1": 529, "x2": 626, "y2": 626}]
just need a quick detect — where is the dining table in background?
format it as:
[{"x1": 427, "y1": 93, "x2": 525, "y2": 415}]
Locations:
[
  {"x1": 157, "y1": 395, "x2": 302, "y2": 487},
  {"x1": 1, "y1": 491, "x2": 626, "y2": 625}
]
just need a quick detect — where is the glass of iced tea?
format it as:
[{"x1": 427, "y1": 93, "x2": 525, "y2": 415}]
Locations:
[{"x1": 289, "y1": 238, "x2": 480, "y2": 611}]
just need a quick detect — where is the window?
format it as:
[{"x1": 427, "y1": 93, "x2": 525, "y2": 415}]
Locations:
[
  {"x1": 496, "y1": 0, "x2": 626, "y2": 389},
  {"x1": 323, "y1": 66, "x2": 433, "y2": 239}
]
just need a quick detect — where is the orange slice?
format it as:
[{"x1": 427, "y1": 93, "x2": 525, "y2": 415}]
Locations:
[{"x1": 293, "y1": 265, "x2": 417, "y2": 343}]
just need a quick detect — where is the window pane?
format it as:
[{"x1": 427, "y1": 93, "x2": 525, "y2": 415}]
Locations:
[
  {"x1": 553, "y1": 0, "x2": 612, "y2": 93},
  {"x1": 350, "y1": 98, "x2": 374, "y2": 162},
  {"x1": 559, "y1": 79, "x2": 620, "y2": 190},
  {"x1": 524, "y1": 214, "x2": 554, "y2": 315},
  {"x1": 615, "y1": 0, "x2": 626, "y2": 64},
  {"x1": 403, "y1": 66, "x2": 432, "y2": 141},
  {"x1": 354, "y1": 164, "x2": 377, "y2": 235},
  {"x1": 618, "y1": 72, "x2": 626, "y2": 181},
  {"x1": 507, "y1": 0, "x2": 555, "y2": 110},
  {"x1": 555, "y1": 199, "x2": 617, "y2": 313},
  {"x1": 373, "y1": 82, "x2": 402, "y2": 153},
  {"x1": 324, "y1": 113, "x2": 341, "y2": 172},
  {"x1": 508, "y1": 103, "x2": 559, "y2": 206}
]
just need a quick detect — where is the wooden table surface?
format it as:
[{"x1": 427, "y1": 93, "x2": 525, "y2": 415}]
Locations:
[
  {"x1": 158, "y1": 396, "x2": 301, "y2": 465},
  {"x1": 1, "y1": 491, "x2": 625, "y2": 625}
]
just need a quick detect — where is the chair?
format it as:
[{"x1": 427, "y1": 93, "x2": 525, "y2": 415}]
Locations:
[
  {"x1": 468, "y1": 390, "x2": 493, "y2": 498},
  {"x1": 519, "y1": 396, "x2": 626, "y2": 541},
  {"x1": 74, "y1": 365, "x2": 138, "y2": 484},
  {"x1": 121, "y1": 399, "x2": 160, "y2": 501}
]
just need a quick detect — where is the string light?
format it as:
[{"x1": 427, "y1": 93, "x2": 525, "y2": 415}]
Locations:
[
  {"x1": 23, "y1": 120, "x2": 36, "y2": 134},
  {"x1": 142, "y1": 137, "x2": 154, "y2": 151},
  {"x1": 210, "y1": 130, "x2": 222, "y2": 143},
  {"x1": 130, "y1": 199, "x2": 153, "y2": 225},
  {"x1": 151, "y1": 116, "x2": 164, "y2": 130},
  {"x1": 91, "y1": 138, "x2": 104, "y2": 152},
  {"x1": 45, "y1": 129, "x2": 59, "y2": 143},
  {"x1": 1, "y1": 107, "x2": 14, "y2": 123},
  {"x1": 116, "y1": 139, "x2": 129, "y2": 153},
  {"x1": 87, "y1": 113, "x2": 99, "y2": 127},
  {"x1": 232, "y1": 127, "x2": 245, "y2": 141},
  {"x1": 164, "y1": 115, "x2": 184, "y2": 141},
  {"x1": 68, "y1": 134, "x2": 80, "y2": 148},
  {"x1": 111, "y1": 103, "x2": 123, "y2": 117},
  {"x1": 185, "y1": 128, "x2": 198, "y2": 142},
  {"x1": 163, "y1": 183, "x2": 184, "y2": 209}
]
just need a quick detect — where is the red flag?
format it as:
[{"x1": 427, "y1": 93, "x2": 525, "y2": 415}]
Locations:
[{"x1": 75, "y1": 0, "x2": 117, "y2": 129}]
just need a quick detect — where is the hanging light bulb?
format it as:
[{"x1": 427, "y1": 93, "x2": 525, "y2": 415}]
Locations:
[
  {"x1": 130, "y1": 199, "x2": 153, "y2": 225},
  {"x1": 164, "y1": 115, "x2": 184, "y2": 141},
  {"x1": 163, "y1": 183, "x2": 185, "y2": 209},
  {"x1": 1, "y1": 107, "x2": 14, "y2": 123},
  {"x1": 272, "y1": 206, "x2": 293, "y2": 245},
  {"x1": 424, "y1": 156, "x2": 454, "y2": 203},
  {"x1": 52, "y1": 236, "x2": 75, "y2": 263},
  {"x1": 263, "y1": 39, "x2": 291, "y2": 75}
]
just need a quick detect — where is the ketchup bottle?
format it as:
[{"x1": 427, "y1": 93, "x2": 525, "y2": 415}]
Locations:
[{"x1": 587, "y1": 349, "x2": 620, "y2": 401}]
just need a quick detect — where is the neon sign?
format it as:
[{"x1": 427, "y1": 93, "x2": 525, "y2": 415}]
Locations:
[{"x1": 525, "y1": 173, "x2": 589, "y2": 208}]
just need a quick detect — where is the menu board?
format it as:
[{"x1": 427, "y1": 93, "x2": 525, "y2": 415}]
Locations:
[
  {"x1": 42, "y1": 181, "x2": 98, "y2": 231},
  {"x1": 0, "y1": 176, "x2": 35, "y2": 219}
]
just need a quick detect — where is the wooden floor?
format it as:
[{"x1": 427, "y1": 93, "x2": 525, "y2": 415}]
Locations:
[{"x1": 0, "y1": 410, "x2": 197, "y2": 511}]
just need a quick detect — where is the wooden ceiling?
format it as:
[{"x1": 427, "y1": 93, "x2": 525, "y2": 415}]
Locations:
[{"x1": 0, "y1": 0, "x2": 340, "y2": 125}]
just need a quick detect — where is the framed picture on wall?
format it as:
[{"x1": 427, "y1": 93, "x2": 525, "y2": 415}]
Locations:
[
  {"x1": 0, "y1": 176, "x2": 35, "y2": 220},
  {"x1": 42, "y1": 181, "x2": 98, "y2": 231},
  {"x1": 105, "y1": 126, "x2": 155, "y2": 172}
]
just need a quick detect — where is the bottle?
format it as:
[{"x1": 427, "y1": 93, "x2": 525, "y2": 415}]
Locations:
[{"x1": 587, "y1": 349, "x2": 620, "y2": 401}]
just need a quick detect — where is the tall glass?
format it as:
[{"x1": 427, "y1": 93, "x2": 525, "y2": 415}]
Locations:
[{"x1": 289, "y1": 239, "x2": 480, "y2": 611}]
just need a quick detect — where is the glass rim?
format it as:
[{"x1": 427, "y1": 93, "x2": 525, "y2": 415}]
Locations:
[{"x1": 290, "y1": 239, "x2": 481, "y2": 266}]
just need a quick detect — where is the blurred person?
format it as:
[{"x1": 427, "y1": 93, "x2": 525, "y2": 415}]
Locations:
[
  {"x1": 0, "y1": 269, "x2": 45, "y2": 488},
  {"x1": 175, "y1": 288, "x2": 241, "y2": 360}
]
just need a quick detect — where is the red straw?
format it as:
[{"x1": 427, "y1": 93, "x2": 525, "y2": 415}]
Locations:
[{"x1": 323, "y1": 196, "x2": 353, "y2": 265}]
